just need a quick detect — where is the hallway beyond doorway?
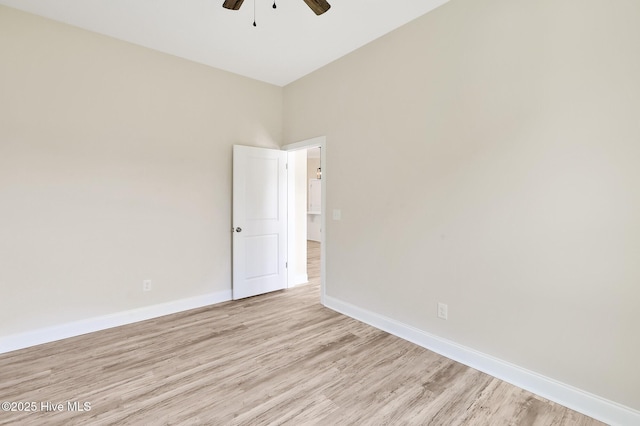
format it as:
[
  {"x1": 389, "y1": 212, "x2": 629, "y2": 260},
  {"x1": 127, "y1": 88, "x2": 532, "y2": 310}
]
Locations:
[{"x1": 307, "y1": 240, "x2": 321, "y2": 286}]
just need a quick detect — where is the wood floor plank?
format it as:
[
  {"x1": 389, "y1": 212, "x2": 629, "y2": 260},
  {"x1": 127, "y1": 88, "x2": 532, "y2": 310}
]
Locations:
[{"x1": 0, "y1": 241, "x2": 603, "y2": 425}]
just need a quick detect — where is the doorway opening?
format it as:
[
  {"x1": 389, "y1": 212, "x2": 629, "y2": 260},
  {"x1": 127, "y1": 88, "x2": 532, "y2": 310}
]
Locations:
[{"x1": 284, "y1": 137, "x2": 326, "y2": 305}]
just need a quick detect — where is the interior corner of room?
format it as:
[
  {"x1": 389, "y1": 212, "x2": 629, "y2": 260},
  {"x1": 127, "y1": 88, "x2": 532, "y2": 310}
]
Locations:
[{"x1": 1, "y1": 1, "x2": 639, "y2": 424}]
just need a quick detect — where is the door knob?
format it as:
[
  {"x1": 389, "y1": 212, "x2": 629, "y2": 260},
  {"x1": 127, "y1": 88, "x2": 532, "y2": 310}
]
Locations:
[{"x1": 235, "y1": 227, "x2": 242, "y2": 233}]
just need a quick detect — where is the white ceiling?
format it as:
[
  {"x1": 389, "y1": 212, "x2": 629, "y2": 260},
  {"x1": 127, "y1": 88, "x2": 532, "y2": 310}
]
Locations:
[{"x1": 0, "y1": 0, "x2": 448, "y2": 86}]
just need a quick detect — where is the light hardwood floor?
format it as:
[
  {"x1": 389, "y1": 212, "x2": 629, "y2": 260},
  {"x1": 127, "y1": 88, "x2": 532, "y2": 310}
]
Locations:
[
  {"x1": 307, "y1": 240, "x2": 321, "y2": 287},
  {"x1": 0, "y1": 241, "x2": 602, "y2": 425}
]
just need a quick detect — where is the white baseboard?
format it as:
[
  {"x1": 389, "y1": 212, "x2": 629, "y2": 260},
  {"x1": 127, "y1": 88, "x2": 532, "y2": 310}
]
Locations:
[
  {"x1": 289, "y1": 274, "x2": 309, "y2": 287},
  {"x1": 324, "y1": 295, "x2": 640, "y2": 426},
  {"x1": 0, "y1": 290, "x2": 232, "y2": 355}
]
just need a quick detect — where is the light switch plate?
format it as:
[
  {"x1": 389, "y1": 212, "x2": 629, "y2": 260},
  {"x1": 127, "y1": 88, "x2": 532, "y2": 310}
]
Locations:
[{"x1": 437, "y1": 302, "x2": 448, "y2": 320}]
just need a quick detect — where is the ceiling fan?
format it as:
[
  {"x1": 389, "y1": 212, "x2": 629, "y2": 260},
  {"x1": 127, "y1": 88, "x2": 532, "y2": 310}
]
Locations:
[{"x1": 222, "y1": 0, "x2": 331, "y2": 16}]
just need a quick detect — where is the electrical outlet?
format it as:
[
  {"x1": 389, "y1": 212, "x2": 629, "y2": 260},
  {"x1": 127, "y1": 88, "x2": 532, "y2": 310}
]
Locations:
[
  {"x1": 143, "y1": 280, "x2": 152, "y2": 292},
  {"x1": 437, "y1": 302, "x2": 448, "y2": 320}
]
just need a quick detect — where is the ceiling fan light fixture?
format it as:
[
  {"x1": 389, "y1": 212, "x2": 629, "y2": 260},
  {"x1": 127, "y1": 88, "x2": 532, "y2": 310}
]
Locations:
[
  {"x1": 302, "y1": 0, "x2": 331, "y2": 15},
  {"x1": 222, "y1": 0, "x2": 245, "y2": 10},
  {"x1": 222, "y1": 0, "x2": 331, "y2": 17}
]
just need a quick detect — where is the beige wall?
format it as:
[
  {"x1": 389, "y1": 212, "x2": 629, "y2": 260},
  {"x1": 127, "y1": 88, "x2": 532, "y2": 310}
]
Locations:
[
  {"x1": 284, "y1": 0, "x2": 640, "y2": 410},
  {"x1": 0, "y1": 6, "x2": 282, "y2": 335}
]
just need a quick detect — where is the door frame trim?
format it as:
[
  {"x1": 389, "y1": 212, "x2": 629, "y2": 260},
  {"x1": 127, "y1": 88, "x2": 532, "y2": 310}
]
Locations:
[{"x1": 282, "y1": 136, "x2": 326, "y2": 305}]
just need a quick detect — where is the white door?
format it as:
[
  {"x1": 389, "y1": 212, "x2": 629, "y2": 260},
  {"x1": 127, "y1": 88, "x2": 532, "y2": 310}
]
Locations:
[{"x1": 233, "y1": 145, "x2": 287, "y2": 300}]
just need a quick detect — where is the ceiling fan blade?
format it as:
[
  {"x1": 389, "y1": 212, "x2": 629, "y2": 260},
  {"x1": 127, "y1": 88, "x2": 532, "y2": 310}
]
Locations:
[
  {"x1": 303, "y1": 0, "x2": 331, "y2": 15},
  {"x1": 222, "y1": 0, "x2": 245, "y2": 10}
]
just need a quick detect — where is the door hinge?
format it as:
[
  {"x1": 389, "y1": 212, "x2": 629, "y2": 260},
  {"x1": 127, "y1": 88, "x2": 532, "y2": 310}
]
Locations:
[{"x1": 286, "y1": 262, "x2": 288, "y2": 268}]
